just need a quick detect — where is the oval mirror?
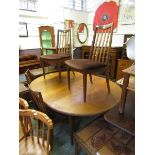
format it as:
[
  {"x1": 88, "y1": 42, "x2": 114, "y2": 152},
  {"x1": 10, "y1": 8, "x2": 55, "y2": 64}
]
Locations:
[{"x1": 77, "y1": 23, "x2": 88, "y2": 44}]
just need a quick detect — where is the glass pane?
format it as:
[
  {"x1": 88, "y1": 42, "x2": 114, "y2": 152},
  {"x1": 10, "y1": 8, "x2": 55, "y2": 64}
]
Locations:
[{"x1": 42, "y1": 31, "x2": 52, "y2": 48}]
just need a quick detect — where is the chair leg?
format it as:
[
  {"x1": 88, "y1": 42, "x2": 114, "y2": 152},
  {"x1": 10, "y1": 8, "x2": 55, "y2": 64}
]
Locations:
[
  {"x1": 58, "y1": 63, "x2": 61, "y2": 81},
  {"x1": 67, "y1": 67, "x2": 71, "y2": 90},
  {"x1": 83, "y1": 73, "x2": 87, "y2": 102},
  {"x1": 75, "y1": 142, "x2": 79, "y2": 155},
  {"x1": 41, "y1": 62, "x2": 45, "y2": 79},
  {"x1": 72, "y1": 71, "x2": 75, "y2": 76},
  {"x1": 89, "y1": 74, "x2": 93, "y2": 84},
  {"x1": 69, "y1": 116, "x2": 75, "y2": 145},
  {"x1": 106, "y1": 71, "x2": 110, "y2": 93}
]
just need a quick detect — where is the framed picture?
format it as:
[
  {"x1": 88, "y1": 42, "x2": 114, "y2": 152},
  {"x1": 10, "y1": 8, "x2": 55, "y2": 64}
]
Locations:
[
  {"x1": 120, "y1": 0, "x2": 135, "y2": 25},
  {"x1": 93, "y1": 0, "x2": 120, "y2": 32},
  {"x1": 64, "y1": 19, "x2": 74, "y2": 48},
  {"x1": 64, "y1": 19, "x2": 74, "y2": 29},
  {"x1": 19, "y1": 22, "x2": 28, "y2": 37}
]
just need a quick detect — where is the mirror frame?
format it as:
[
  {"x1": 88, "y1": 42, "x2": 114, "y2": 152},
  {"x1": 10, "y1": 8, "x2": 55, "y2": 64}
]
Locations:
[{"x1": 77, "y1": 23, "x2": 88, "y2": 44}]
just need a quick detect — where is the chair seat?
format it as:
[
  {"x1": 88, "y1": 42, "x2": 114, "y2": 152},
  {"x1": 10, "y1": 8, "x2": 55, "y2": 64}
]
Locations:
[
  {"x1": 65, "y1": 59, "x2": 106, "y2": 71},
  {"x1": 40, "y1": 54, "x2": 70, "y2": 61},
  {"x1": 19, "y1": 136, "x2": 50, "y2": 155}
]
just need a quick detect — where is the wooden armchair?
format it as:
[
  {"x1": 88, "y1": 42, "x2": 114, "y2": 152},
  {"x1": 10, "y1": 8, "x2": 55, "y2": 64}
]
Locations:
[
  {"x1": 65, "y1": 23, "x2": 113, "y2": 102},
  {"x1": 19, "y1": 109, "x2": 53, "y2": 155},
  {"x1": 40, "y1": 29, "x2": 72, "y2": 80}
]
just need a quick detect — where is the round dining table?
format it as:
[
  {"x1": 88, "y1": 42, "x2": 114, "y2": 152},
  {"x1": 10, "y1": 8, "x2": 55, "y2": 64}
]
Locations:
[{"x1": 30, "y1": 72, "x2": 121, "y2": 144}]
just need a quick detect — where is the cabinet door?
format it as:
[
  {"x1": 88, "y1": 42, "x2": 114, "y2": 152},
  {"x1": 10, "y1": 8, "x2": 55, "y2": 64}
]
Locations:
[{"x1": 109, "y1": 47, "x2": 122, "y2": 79}]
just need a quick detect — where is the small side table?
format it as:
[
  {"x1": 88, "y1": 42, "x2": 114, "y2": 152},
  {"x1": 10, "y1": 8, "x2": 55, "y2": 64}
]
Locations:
[
  {"x1": 119, "y1": 65, "x2": 135, "y2": 114},
  {"x1": 104, "y1": 65, "x2": 135, "y2": 136}
]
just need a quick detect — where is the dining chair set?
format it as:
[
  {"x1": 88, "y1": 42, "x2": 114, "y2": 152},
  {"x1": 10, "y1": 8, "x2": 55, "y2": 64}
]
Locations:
[
  {"x1": 39, "y1": 23, "x2": 114, "y2": 102},
  {"x1": 19, "y1": 23, "x2": 115, "y2": 155}
]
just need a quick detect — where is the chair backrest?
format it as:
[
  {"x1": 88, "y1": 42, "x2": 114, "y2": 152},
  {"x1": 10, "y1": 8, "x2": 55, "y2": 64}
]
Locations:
[
  {"x1": 56, "y1": 29, "x2": 71, "y2": 56},
  {"x1": 19, "y1": 98, "x2": 29, "y2": 142},
  {"x1": 89, "y1": 23, "x2": 113, "y2": 65},
  {"x1": 38, "y1": 26, "x2": 55, "y2": 55},
  {"x1": 29, "y1": 88, "x2": 48, "y2": 115},
  {"x1": 19, "y1": 98, "x2": 29, "y2": 109},
  {"x1": 25, "y1": 69, "x2": 36, "y2": 85},
  {"x1": 19, "y1": 109, "x2": 53, "y2": 154}
]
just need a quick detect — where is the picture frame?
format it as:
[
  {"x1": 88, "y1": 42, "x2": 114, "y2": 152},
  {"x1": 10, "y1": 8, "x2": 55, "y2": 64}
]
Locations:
[
  {"x1": 19, "y1": 22, "x2": 28, "y2": 37},
  {"x1": 64, "y1": 19, "x2": 74, "y2": 29},
  {"x1": 120, "y1": 0, "x2": 135, "y2": 25},
  {"x1": 93, "y1": 0, "x2": 120, "y2": 33},
  {"x1": 64, "y1": 19, "x2": 74, "y2": 48}
]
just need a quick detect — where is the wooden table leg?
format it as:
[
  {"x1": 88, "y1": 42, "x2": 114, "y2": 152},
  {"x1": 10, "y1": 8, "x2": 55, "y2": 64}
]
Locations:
[
  {"x1": 119, "y1": 73, "x2": 130, "y2": 114},
  {"x1": 83, "y1": 73, "x2": 87, "y2": 102},
  {"x1": 75, "y1": 142, "x2": 79, "y2": 155},
  {"x1": 67, "y1": 67, "x2": 71, "y2": 90},
  {"x1": 69, "y1": 116, "x2": 75, "y2": 145},
  {"x1": 41, "y1": 61, "x2": 46, "y2": 79},
  {"x1": 58, "y1": 63, "x2": 61, "y2": 81}
]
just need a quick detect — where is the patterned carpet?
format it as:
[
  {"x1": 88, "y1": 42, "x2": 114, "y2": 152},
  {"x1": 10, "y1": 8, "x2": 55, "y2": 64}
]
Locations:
[{"x1": 52, "y1": 118, "x2": 89, "y2": 155}]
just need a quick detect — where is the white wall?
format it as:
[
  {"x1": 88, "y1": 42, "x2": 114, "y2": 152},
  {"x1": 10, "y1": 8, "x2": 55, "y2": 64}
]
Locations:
[
  {"x1": 19, "y1": 7, "x2": 89, "y2": 49},
  {"x1": 19, "y1": 0, "x2": 135, "y2": 49}
]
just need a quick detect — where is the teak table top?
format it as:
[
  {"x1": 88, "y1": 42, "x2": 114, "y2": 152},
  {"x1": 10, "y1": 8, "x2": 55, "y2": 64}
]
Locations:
[{"x1": 30, "y1": 72, "x2": 121, "y2": 116}]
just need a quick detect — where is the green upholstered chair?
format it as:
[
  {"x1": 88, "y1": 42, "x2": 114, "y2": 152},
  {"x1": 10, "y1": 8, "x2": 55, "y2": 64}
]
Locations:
[{"x1": 38, "y1": 26, "x2": 56, "y2": 55}]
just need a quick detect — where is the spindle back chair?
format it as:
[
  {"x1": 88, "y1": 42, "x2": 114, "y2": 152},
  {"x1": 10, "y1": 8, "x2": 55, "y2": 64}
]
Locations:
[
  {"x1": 19, "y1": 98, "x2": 29, "y2": 109},
  {"x1": 19, "y1": 98, "x2": 29, "y2": 141},
  {"x1": 89, "y1": 23, "x2": 113, "y2": 64},
  {"x1": 40, "y1": 29, "x2": 72, "y2": 80},
  {"x1": 65, "y1": 23, "x2": 113, "y2": 102},
  {"x1": 19, "y1": 109, "x2": 53, "y2": 155},
  {"x1": 56, "y1": 29, "x2": 71, "y2": 56}
]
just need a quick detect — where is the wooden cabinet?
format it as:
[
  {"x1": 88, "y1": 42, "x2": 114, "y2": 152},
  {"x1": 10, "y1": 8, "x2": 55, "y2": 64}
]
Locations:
[
  {"x1": 82, "y1": 45, "x2": 90, "y2": 59},
  {"x1": 109, "y1": 48, "x2": 123, "y2": 80},
  {"x1": 81, "y1": 45, "x2": 122, "y2": 80},
  {"x1": 116, "y1": 59, "x2": 134, "y2": 80}
]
